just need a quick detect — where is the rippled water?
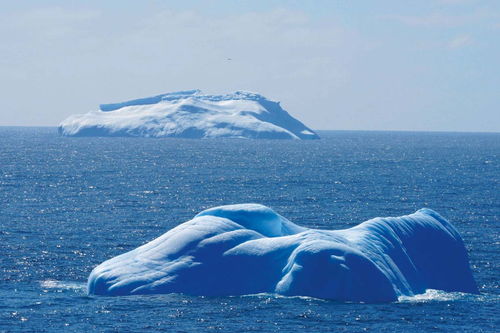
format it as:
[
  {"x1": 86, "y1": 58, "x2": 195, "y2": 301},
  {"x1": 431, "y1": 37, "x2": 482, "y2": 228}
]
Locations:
[{"x1": 1, "y1": 128, "x2": 498, "y2": 332}]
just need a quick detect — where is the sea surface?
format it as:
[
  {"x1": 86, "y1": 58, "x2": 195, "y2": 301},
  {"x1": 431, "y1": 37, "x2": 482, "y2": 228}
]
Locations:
[{"x1": 0, "y1": 127, "x2": 498, "y2": 332}]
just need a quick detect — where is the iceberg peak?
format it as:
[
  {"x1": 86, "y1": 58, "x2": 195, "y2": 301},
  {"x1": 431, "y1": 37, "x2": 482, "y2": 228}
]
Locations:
[
  {"x1": 99, "y1": 89, "x2": 202, "y2": 111},
  {"x1": 59, "y1": 90, "x2": 319, "y2": 139}
]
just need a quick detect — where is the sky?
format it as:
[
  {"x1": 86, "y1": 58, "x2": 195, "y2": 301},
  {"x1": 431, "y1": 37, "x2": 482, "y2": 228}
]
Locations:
[{"x1": 0, "y1": 0, "x2": 499, "y2": 132}]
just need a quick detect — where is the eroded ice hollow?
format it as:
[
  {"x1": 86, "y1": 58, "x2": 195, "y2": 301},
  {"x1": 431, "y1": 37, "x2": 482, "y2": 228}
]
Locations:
[{"x1": 88, "y1": 204, "x2": 478, "y2": 302}]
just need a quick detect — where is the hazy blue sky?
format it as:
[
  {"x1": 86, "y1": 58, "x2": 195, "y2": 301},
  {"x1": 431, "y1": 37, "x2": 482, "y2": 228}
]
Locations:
[{"x1": 1, "y1": 0, "x2": 499, "y2": 131}]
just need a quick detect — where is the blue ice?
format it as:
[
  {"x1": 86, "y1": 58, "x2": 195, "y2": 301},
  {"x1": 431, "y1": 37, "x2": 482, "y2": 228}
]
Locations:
[{"x1": 88, "y1": 204, "x2": 478, "y2": 302}]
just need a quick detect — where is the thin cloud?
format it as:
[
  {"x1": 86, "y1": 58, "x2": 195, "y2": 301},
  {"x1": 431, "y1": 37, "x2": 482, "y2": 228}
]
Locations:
[
  {"x1": 436, "y1": 0, "x2": 476, "y2": 5},
  {"x1": 386, "y1": 9, "x2": 499, "y2": 28},
  {"x1": 448, "y1": 34, "x2": 472, "y2": 48},
  {"x1": 3, "y1": 6, "x2": 101, "y2": 27},
  {"x1": 0, "y1": 6, "x2": 101, "y2": 40},
  {"x1": 387, "y1": 13, "x2": 471, "y2": 28}
]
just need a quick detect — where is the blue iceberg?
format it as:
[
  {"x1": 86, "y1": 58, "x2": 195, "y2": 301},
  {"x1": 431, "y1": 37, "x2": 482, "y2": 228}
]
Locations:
[
  {"x1": 59, "y1": 90, "x2": 319, "y2": 139},
  {"x1": 88, "y1": 204, "x2": 478, "y2": 302}
]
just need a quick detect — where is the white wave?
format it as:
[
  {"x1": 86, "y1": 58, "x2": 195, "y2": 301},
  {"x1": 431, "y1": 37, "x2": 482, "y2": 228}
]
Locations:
[
  {"x1": 39, "y1": 279, "x2": 86, "y2": 292},
  {"x1": 398, "y1": 289, "x2": 469, "y2": 303}
]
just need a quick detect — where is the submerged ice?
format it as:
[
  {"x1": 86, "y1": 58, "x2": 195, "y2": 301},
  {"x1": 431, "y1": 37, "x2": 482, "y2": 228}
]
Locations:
[
  {"x1": 87, "y1": 204, "x2": 478, "y2": 301},
  {"x1": 58, "y1": 90, "x2": 319, "y2": 139}
]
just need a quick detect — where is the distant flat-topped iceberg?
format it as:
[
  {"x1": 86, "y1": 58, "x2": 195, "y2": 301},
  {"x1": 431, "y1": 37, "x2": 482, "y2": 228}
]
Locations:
[
  {"x1": 88, "y1": 204, "x2": 478, "y2": 302},
  {"x1": 58, "y1": 90, "x2": 319, "y2": 139}
]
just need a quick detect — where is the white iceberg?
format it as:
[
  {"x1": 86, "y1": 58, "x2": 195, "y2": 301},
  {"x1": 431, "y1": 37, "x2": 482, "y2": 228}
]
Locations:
[
  {"x1": 87, "y1": 204, "x2": 478, "y2": 302},
  {"x1": 58, "y1": 90, "x2": 319, "y2": 139}
]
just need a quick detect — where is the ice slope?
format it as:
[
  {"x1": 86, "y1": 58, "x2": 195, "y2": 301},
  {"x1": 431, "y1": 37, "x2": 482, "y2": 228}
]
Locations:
[
  {"x1": 58, "y1": 90, "x2": 319, "y2": 139},
  {"x1": 87, "y1": 204, "x2": 478, "y2": 302}
]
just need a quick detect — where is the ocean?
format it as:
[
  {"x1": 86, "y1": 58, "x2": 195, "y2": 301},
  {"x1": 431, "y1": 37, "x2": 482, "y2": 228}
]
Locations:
[{"x1": 0, "y1": 127, "x2": 498, "y2": 332}]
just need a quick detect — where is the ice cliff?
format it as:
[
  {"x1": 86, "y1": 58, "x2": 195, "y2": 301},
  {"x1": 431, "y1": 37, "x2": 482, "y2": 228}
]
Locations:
[
  {"x1": 58, "y1": 90, "x2": 319, "y2": 139},
  {"x1": 87, "y1": 204, "x2": 478, "y2": 302}
]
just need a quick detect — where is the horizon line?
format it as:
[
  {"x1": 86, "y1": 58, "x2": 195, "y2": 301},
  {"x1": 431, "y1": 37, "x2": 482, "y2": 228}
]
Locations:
[{"x1": 0, "y1": 125, "x2": 498, "y2": 135}]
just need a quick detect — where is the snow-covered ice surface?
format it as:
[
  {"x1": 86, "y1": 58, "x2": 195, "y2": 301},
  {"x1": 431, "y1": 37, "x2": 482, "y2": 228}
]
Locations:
[
  {"x1": 59, "y1": 90, "x2": 319, "y2": 139},
  {"x1": 88, "y1": 204, "x2": 478, "y2": 302}
]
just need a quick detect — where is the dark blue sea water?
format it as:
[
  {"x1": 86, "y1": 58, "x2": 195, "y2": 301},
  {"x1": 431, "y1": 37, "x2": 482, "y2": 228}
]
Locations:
[{"x1": 1, "y1": 127, "x2": 498, "y2": 332}]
